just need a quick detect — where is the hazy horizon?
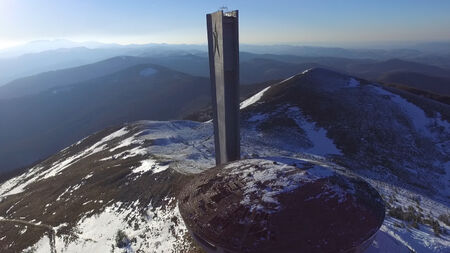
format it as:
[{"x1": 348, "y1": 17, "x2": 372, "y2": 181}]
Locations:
[
  {"x1": 1, "y1": 38, "x2": 450, "y2": 52},
  {"x1": 1, "y1": 0, "x2": 450, "y2": 50}
]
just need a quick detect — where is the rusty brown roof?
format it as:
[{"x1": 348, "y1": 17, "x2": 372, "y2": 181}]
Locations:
[{"x1": 179, "y1": 158, "x2": 385, "y2": 253}]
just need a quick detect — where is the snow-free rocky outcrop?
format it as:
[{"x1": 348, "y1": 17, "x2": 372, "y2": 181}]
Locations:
[{"x1": 0, "y1": 68, "x2": 449, "y2": 252}]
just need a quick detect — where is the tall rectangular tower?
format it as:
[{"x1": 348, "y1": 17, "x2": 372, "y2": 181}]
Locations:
[{"x1": 207, "y1": 10, "x2": 240, "y2": 165}]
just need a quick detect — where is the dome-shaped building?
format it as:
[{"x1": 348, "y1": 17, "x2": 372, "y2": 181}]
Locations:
[{"x1": 179, "y1": 158, "x2": 385, "y2": 253}]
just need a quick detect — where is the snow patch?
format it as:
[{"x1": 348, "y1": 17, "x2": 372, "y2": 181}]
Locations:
[
  {"x1": 240, "y1": 86, "x2": 271, "y2": 109},
  {"x1": 132, "y1": 159, "x2": 169, "y2": 175},
  {"x1": 287, "y1": 106, "x2": 342, "y2": 155},
  {"x1": 368, "y1": 179, "x2": 450, "y2": 253},
  {"x1": 380, "y1": 218, "x2": 450, "y2": 253},
  {"x1": 102, "y1": 146, "x2": 148, "y2": 161},
  {"x1": 136, "y1": 121, "x2": 215, "y2": 173},
  {"x1": 110, "y1": 131, "x2": 144, "y2": 152},
  {"x1": 240, "y1": 74, "x2": 303, "y2": 110},
  {"x1": 56, "y1": 183, "x2": 83, "y2": 202},
  {"x1": 373, "y1": 86, "x2": 450, "y2": 135},
  {"x1": 19, "y1": 226, "x2": 28, "y2": 234},
  {"x1": 22, "y1": 235, "x2": 52, "y2": 253},
  {"x1": 27, "y1": 199, "x2": 190, "y2": 253},
  {"x1": 366, "y1": 230, "x2": 412, "y2": 253},
  {"x1": 0, "y1": 127, "x2": 129, "y2": 197},
  {"x1": 226, "y1": 159, "x2": 341, "y2": 213},
  {"x1": 302, "y1": 68, "x2": 313, "y2": 74},
  {"x1": 0, "y1": 166, "x2": 43, "y2": 197},
  {"x1": 83, "y1": 173, "x2": 93, "y2": 180}
]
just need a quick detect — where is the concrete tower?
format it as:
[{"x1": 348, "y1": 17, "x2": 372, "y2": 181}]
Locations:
[{"x1": 207, "y1": 10, "x2": 240, "y2": 165}]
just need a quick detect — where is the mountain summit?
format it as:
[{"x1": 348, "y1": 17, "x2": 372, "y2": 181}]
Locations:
[{"x1": 0, "y1": 69, "x2": 449, "y2": 252}]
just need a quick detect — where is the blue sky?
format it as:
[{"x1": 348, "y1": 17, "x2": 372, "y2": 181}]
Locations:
[{"x1": 0, "y1": 0, "x2": 449, "y2": 49}]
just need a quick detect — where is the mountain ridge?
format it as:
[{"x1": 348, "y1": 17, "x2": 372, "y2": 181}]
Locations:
[{"x1": 1, "y1": 68, "x2": 448, "y2": 252}]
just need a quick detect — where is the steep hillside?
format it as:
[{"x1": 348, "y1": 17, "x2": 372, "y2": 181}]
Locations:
[
  {"x1": 0, "y1": 69, "x2": 449, "y2": 252},
  {"x1": 249, "y1": 69, "x2": 449, "y2": 198}
]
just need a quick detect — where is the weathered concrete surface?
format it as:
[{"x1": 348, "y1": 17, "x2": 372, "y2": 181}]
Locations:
[
  {"x1": 207, "y1": 10, "x2": 240, "y2": 165},
  {"x1": 179, "y1": 158, "x2": 385, "y2": 253}
]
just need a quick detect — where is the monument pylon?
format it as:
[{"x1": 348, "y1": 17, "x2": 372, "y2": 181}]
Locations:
[{"x1": 206, "y1": 10, "x2": 240, "y2": 165}]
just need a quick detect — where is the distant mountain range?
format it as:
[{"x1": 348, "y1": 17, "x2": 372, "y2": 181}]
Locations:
[
  {"x1": 0, "y1": 44, "x2": 206, "y2": 86},
  {"x1": 2, "y1": 52, "x2": 450, "y2": 98},
  {"x1": 3, "y1": 39, "x2": 449, "y2": 59},
  {"x1": 1, "y1": 41, "x2": 450, "y2": 85}
]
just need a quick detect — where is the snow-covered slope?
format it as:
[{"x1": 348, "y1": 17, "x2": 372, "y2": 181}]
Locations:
[{"x1": 0, "y1": 68, "x2": 449, "y2": 252}]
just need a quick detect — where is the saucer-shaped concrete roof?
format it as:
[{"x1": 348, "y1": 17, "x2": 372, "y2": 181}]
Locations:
[{"x1": 179, "y1": 158, "x2": 385, "y2": 253}]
